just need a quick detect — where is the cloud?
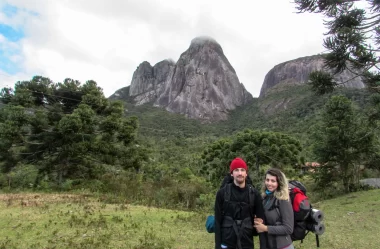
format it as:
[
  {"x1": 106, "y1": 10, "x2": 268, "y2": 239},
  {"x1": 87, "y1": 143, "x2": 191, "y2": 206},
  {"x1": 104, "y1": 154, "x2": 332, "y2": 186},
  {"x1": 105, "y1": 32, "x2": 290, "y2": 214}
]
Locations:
[{"x1": 0, "y1": 0, "x2": 327, "y2": 97}]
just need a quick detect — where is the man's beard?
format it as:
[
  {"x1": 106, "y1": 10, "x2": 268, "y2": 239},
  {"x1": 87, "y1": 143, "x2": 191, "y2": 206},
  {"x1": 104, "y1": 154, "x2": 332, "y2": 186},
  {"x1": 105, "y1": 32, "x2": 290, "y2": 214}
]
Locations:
[{"x1": 234, "y1": 176, "x2": 246, "y2": 184}]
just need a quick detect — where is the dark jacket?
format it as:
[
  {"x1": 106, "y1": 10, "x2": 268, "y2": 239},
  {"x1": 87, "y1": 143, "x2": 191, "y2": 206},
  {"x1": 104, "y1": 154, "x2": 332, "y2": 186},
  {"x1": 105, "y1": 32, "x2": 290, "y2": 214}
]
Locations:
[
  {"x1": 262, "y1": 194, "x2": 294, "y2": 249},
  {"x1": 215, "y1": 182, "x2": 266, "y2": 249}
]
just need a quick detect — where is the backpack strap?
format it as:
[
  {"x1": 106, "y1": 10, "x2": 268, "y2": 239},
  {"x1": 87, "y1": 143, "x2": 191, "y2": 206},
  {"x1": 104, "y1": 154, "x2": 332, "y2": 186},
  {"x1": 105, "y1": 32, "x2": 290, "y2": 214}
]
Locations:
[
  {"x1": 273, "y1": 198, "x2": 281, "y2": 221},
  {"x1": 232, "y1": 221, "x2": 243, "y2": 249},
  {"x1": 270, "y1": 198, "x2": 280, "y2": 249},
  {"x1": 222, "y1": 216, "x2": 251, "y2": 249},
  {"x1": 224, "y1": 183, "x2": 255, "y2": 204},
  {"x1": 222, "y1": 183, "x2": 232, "y2": 216},
  {"x1": 224, "y1": 183, "x2": 232, "y2": 202},
  {"x1": 247, "y1": 184, "x2": 255, "y2": 206},
  {"x1": 222, "y1": 183, "x2": 255, "y2": 249},
  {"x1": 247, "y1": 184, "x2": 256, "y2": 229}
]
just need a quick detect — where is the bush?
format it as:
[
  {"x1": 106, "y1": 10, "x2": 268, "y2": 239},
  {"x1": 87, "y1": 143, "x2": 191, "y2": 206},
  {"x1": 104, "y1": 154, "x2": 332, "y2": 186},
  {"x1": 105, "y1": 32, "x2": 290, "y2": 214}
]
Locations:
[{"x1": 0, "y1": 164, "x2": 38, "y2": 190}]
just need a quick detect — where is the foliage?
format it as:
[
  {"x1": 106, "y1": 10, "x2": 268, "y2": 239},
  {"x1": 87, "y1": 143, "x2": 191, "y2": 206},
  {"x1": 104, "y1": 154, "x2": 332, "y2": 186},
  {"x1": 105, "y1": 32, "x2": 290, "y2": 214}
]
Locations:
[
  {"x1": 1, "y1": 73, "x2": 379, "y2": 208},
  {"x1": 200, "y1": 129, "x2": 303, "y2": 187},
  {"x1": 295, "y1": 0, "x2": 380, "y2": 94},
  {"x1": 0, "y1": 76, "x2": 145, "y2": 188},
  {"x1": 311, "y1": 95, "x2": 379, "y2": 192}
]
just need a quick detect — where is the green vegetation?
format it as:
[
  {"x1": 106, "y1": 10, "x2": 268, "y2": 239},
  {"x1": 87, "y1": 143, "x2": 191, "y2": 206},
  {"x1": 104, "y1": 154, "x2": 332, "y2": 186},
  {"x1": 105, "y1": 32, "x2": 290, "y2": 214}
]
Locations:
[
  {"x1": 312, "y1": 95, "x2": 380, "y2": 192},
  {"x1": 2, "y1": 2, "x2": 380, "y2": 246},
  {"x1": 2, "y1": 76, "x2": 379, "y2": 207},
  {"x1": 201, "y1": 129, "x2": 303, "y2": 188},
  {"x1": 0, "y1": 193, "x2": 213, "y2": 249},
  {"x1": 0, "y1": 76, "x2": 144, "y2": 186},
  {"x1": 0, "y1": 190, "x2": 379, "y2": 248}
]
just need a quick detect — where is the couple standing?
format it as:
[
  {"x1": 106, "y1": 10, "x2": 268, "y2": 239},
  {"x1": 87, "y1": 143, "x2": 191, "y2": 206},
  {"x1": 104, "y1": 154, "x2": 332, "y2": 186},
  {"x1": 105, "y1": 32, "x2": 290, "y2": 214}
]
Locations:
[{"x1": 214, "y1": 158, "x2": 294, "y2": 249}]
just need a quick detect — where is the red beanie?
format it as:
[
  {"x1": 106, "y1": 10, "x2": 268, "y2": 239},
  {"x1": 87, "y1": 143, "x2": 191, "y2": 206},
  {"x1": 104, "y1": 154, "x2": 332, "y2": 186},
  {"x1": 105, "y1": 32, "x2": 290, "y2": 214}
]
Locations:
[{"x1": 230, "y1": 158, "x2": 248, "y2": 173}]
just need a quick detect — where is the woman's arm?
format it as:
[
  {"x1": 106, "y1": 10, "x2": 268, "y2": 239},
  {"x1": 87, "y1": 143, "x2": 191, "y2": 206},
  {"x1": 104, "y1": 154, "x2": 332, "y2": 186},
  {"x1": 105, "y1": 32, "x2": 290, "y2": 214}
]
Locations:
[{"x1": 267, "y1": 199, "x2": 294, "y2": 235}]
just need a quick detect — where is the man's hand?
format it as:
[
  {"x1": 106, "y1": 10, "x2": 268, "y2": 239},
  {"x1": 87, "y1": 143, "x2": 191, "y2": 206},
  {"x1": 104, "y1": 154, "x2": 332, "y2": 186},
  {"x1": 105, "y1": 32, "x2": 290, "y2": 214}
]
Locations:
[
  {"x1": 253, "y1": 220, "x2": 268, "y2": 233},
  {"x1": 253, "y1": 217, "x2": 263, "y2": 224}
]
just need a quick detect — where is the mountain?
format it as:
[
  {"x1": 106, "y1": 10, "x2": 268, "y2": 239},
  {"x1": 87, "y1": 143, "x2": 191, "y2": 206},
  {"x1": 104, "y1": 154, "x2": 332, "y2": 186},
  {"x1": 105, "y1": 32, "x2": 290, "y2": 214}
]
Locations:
[
  {"x1": 260, "y1": 55, "x2": 364, "y2": 97},
  {"x1": 110, "y1": 36, "x2": 252, "y2": 122},
  {"x1": 258, "y1": 55, "x2": 365, "y2": 115}
]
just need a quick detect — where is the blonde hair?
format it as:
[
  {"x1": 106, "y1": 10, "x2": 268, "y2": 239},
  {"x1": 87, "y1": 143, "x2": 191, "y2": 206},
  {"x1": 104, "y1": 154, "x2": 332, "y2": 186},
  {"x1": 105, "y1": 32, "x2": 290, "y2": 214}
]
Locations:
[{"x1": 261, "y1": 168, "x2": 289, "y2": 201}]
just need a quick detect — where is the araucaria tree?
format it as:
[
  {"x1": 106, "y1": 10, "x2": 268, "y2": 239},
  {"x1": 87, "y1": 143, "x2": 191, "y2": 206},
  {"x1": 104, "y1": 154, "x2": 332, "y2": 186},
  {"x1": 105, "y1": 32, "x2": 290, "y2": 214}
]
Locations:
[
  {"x1": 0, "y1": 76, "x2": 144, "y2": 188},
  {"x1": 295, "y1": 0, "x2": 380, "y2": 94},
  {"x1": 200, "y1": 129, "x2": 303, "y2": 187},
  {"x1": 312, "y1": 95, "x2": 376, "y2": 192}
]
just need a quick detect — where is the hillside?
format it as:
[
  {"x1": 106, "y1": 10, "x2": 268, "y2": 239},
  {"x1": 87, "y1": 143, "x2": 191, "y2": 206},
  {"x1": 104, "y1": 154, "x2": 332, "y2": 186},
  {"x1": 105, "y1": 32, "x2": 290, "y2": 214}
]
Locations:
[
  {"x1": 125, "y1": 83, "x2": 372, "y2": 139},
  {"x1": 118, "y1": 84, "x2": 373, "y2": 172}
]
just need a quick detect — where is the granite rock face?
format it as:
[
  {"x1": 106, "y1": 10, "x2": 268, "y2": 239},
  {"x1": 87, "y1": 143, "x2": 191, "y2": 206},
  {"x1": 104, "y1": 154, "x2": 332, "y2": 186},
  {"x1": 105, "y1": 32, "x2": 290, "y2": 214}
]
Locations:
[
  {"x1": 260, "y1": 55, "x2": 365, "y2": 97},
  {"x1": 128, "y1": 60, "x2": 175, "y2": 105},
  {"x1": 155, "y1": 37, "x2": 252, "y2": 121},
  {"x1": 121, "y1": 37, "x2": 252, "y2": 121}
]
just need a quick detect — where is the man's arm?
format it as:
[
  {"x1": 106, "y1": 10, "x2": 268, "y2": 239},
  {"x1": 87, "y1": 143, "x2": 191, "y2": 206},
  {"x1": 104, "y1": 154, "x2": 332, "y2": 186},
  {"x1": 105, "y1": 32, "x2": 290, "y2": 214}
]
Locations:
[
  {"x1": 253, "y1": 191, "x2": 267, "y2": 249},
  {"x1": 214, "y1": 190, "x2": 223, "y2": 249},
  {"x1": 253, "y1": 191, "x2": 265, "y2": 220}
]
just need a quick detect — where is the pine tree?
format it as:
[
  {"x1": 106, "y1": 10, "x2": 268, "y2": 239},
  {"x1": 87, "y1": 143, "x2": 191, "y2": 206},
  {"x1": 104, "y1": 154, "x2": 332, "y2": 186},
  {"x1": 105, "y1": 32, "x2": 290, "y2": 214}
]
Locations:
[
  {"x1": 312, "y1": 95, "x2": 377, "y2": 192},
  {"x1": 200, "y1": 129, "x2": 303, "y2": 187},
  {"x1": 295, "y1": 0, "x2": 380, "y2": 94},
  {"x1": 0, "y1": 76, "x2": 145, "y2": 187}
]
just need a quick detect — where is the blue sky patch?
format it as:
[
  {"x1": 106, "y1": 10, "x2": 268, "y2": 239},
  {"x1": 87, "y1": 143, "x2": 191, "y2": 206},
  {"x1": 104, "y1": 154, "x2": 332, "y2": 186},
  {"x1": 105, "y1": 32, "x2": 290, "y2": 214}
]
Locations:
[
  {"x1": 0, "y1": 25, "x2": 24, "y2": 74},
  {"x1": 0, "y1": 5, "x2": 25, "y2": 75},
  {"x1": 2, "y1": 4, "x2": 18, "y2": 18},
  {"x1": 0, "y1": 48, "x2": 21, "y2": 75},
  {"x1": 0, "y1": 24, "x2": 24, "y2": 42}
]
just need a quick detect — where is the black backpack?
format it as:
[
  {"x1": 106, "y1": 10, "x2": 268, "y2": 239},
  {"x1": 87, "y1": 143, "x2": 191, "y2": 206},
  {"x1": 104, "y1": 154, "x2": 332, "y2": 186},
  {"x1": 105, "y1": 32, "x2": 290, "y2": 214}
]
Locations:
[
  {"x1": 220, "y1": 176, "x2": 258, "y2": 249},
  {"x1": 220, "y1": 174, "x2": 256, "y2": 216},
  {"x1": 205, "y1": 174, "x2": 256, "y2": 234}
]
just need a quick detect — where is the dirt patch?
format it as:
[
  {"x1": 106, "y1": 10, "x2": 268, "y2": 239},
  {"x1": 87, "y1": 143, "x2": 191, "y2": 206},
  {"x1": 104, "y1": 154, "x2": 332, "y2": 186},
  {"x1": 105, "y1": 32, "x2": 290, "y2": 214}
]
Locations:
[{"x1": 0, "y1": 193, "x2": 93, "y2": 207}]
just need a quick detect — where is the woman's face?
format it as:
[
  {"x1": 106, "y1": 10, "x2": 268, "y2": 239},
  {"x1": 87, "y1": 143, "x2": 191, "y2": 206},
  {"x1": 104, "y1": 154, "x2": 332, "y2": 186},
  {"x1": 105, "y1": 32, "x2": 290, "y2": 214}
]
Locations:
[{"x1": 265, "y1": 174, "x2": 278, "y2": 192}]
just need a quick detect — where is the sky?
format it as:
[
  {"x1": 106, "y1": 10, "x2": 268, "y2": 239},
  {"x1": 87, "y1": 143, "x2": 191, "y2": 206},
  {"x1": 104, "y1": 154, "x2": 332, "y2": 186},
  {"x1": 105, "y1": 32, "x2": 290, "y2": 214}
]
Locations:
[{"x1": 0, "y1": 0, "x2": 328, "y2": 98}]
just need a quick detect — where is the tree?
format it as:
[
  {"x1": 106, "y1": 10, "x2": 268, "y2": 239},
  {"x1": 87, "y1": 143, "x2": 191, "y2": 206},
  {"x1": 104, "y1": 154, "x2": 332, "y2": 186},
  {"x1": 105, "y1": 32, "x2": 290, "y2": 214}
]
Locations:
[
  {"x1": 295, "y1": 0, "x2": 380, "y2": 94},
  {"x1": 200, "y1": 129, "x2": 303, "y2": 187},
  {"x1": 311, "y1": 95, "x2": 377, "y2": 192},
  {"x1": 0, "y1": 76, "x2": 145, "y2": 188}
]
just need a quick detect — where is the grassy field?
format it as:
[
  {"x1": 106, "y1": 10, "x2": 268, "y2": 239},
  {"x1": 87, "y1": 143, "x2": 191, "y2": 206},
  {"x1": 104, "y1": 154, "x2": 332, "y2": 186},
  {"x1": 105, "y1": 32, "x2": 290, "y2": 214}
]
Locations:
[{"x1": 0, "y1": 189, "x2": 379, "y2": 249}]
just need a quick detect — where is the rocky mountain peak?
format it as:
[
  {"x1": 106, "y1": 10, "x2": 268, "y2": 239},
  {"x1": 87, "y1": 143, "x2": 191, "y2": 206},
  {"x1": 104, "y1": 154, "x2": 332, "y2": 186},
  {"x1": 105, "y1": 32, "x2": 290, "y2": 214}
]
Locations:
[
  {"x1": 187, "y1": 36, "x2": 224, "y2": 56},
  {"x1": 260, "y1": 55, "x2": 365, "y2": 97},
  {"x1": 113, "y1": 37, "x2": 252, "y2": 122}
]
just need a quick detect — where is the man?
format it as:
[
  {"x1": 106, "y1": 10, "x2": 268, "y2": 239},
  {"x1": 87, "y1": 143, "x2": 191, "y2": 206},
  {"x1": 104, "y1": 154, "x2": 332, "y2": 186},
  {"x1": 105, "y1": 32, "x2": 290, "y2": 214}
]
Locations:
[{"x1": 215, "y1": 157, "x2": 266, "y2": 249}]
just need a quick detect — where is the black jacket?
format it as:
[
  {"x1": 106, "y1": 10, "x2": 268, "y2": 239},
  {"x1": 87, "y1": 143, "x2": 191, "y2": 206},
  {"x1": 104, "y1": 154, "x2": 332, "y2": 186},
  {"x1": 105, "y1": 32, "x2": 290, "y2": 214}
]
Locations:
[{"x1": 215, "y1": 182, "x2": 266, "y2": 249}]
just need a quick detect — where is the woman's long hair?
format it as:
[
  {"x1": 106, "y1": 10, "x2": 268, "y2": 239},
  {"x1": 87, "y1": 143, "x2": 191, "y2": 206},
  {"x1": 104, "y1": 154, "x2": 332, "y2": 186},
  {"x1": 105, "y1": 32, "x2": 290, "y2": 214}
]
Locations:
[{"x1": 261, "y1": 168, "x2": 289, "y2": 201}]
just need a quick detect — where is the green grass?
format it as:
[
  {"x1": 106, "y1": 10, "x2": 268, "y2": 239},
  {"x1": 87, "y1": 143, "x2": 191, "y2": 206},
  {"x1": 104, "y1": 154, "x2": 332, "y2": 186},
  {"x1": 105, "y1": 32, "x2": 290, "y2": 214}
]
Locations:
[
  {"x1": 0, "y1": 190, "x2": 379, "y2": 248},
  {"x1": 292, "y1": 189, "x2": 380, "y2": 249},
  {"x1": 0, "y1": 193, "x2": 213, "y2": 249}
]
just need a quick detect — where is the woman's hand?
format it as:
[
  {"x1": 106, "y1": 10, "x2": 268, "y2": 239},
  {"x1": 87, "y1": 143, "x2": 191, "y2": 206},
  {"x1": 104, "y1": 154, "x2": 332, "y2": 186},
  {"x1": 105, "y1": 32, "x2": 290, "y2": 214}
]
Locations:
[{"x1": 254, "y1": 220, "x2": 268, "y2": 233}]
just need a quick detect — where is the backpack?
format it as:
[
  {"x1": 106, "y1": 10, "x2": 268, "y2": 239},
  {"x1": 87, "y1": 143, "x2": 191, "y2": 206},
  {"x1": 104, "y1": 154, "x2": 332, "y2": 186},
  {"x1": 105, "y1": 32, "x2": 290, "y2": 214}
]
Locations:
[
  {"x1": 288, "y1": 180, "x2": 312, "y2": 240},
  {"x1": 205, "y1": 174, "x2": 256, "y2": 234},
  {"x1": 274, "y1": 180, "x2": 325, "y2": 247}
]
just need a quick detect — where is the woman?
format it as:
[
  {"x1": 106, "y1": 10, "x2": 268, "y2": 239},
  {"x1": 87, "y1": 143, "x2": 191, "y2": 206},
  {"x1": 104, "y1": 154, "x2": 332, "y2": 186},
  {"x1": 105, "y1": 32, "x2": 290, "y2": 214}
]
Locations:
[{"x1": 254, "y1": 168, "x2": 294, "y2": 249}]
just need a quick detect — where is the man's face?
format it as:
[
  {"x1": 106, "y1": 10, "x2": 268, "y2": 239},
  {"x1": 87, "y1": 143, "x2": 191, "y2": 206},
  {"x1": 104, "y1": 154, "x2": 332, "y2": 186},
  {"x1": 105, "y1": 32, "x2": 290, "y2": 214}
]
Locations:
[{"x1": 231, "y1": 168, "x2": 247, "y2": 185}]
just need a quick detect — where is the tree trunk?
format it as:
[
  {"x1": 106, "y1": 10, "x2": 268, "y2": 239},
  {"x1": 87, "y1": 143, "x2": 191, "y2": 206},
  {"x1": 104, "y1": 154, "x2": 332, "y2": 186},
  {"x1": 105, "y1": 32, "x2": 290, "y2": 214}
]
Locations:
[{"x1": 343, "y1": 175, "x2": 350, "y2": 193}]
